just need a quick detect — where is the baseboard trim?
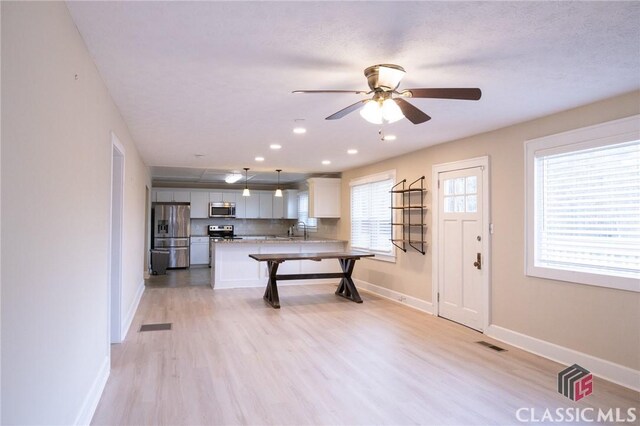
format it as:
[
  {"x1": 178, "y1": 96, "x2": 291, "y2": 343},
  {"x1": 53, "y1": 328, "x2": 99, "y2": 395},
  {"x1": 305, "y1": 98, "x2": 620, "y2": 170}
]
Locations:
[
  {"x1": 121, "y1": 280, "x2": 145, "y2": 340},
  {"x1": 486, "y1": 324, "x2": 640, "y2": 392},
  {"x1": 73, "y1": 355, "x2": 110, "y2": 426},
  {"x1": 354, "y1": 279, "x2": 434, "y2": 315}
]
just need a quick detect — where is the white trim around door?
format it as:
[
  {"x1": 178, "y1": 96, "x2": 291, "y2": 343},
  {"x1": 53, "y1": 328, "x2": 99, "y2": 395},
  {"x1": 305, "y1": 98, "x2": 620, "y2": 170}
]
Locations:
[
  {"x1": 432, "y1": 156, "x2": 491, "y2": 332},
  {"x1": 109, "y1": 132, "x2": 125, "y2": 344}
]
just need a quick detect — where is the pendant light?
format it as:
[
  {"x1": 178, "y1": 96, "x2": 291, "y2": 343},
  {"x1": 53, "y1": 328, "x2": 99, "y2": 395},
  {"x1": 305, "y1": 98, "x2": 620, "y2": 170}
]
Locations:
[
  {"x1": 274, "y1": 169, "x2": 283, "y2": 197},
  {"x1": 242, "y1": 167, "x2": 250, "y2": 197}
]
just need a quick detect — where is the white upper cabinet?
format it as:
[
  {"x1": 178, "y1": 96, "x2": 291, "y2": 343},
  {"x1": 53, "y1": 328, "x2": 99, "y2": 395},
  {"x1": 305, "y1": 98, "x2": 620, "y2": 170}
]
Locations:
[
  {"x1": 283, "y1": 189, "x2": 298, "y2": 219},
  {"x1": 190, "y1": 191, "x2": 209, "y2": 218},
  {"x1": 259, "y1": 192, "x2": 273, "y2": 218},
  {"x1": 173, "y1": 190, "x2": 191, "y2": 203},
  {"x1": 307, "y1": 178, "x2": 341, "y2": 218},
  {"x1": 243, "y1": 192, "x2": 260, "y2": 218},
  {"x1": 153, "y1": 189, "x2": 191, "y2": 203},
  {"x1": 272, "y1": 193, "x2": 284, "y2": 219}
]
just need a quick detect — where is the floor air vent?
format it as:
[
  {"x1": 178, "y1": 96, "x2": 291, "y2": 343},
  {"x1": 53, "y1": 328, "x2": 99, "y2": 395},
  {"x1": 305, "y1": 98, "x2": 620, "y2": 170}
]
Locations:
[
  {"x1": 476, "y1": 341, "x2": 506, "y2": 352},
  {"x1": 139, "y1": 323, "x2": 172, "y2": 332}
]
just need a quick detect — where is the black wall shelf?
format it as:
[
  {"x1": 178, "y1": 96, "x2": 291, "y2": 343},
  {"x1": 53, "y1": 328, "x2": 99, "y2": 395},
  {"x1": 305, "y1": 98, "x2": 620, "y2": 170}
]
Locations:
[{"x1": 390, "y1": 176, "x2": 427, "y2": 255}]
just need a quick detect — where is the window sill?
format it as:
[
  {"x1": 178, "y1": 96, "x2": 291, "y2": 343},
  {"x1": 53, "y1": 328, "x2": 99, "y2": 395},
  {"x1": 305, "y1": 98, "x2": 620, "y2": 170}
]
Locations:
[{"x1": 526, "y1": 264, "x2": 640, "y2": 293}]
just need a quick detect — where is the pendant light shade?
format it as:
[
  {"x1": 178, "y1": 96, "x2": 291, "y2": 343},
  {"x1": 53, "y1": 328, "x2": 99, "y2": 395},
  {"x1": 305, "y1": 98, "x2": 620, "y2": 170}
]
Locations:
[
  {"x1": 274, "y1": 169, "x2": 283, "y2": 197},
  {"x1": 242, "y1": 167, "x2": 250, "y2": 197}
]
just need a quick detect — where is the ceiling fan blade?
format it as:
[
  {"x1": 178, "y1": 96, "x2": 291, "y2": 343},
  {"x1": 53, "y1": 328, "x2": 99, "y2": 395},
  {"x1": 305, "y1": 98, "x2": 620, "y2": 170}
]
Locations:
[
  {"x1": 292, "y1": 90, "x2": 369, "y2": 94},
  {"x1": 403, "y1": 88, "x2": 482, "y2": 100},
  {"x1": 325, "y1": 100, "x2": 368, "y2": 120},
  {"x1": 394, "y1": 99, "x2": 431, "y2": 124}
]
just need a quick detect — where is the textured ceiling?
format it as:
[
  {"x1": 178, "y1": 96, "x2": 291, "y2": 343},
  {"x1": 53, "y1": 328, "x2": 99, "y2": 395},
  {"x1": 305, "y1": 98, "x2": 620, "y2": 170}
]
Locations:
[{"x1": 67, "y1": 1, "x2": 640, "y2": 182}]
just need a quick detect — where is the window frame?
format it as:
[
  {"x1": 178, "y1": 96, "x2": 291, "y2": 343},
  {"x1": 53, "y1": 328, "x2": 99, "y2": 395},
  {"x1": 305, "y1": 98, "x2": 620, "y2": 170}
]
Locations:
[
  {"x1": 297, "y1": 191, "x2": 317, "y2": 232},
  {"x1": 350, "y1": 169, "x2": 396, "y2": 262},
  {"x1": 524, "y1": 114, "x2": 640, "y2": 293}
]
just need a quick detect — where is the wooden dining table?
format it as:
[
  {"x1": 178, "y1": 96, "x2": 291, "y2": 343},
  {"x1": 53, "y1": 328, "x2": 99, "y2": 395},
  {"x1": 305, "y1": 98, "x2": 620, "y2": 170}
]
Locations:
[{"x1": 248, "y1": 251, "x2": 375, "y2": 308}]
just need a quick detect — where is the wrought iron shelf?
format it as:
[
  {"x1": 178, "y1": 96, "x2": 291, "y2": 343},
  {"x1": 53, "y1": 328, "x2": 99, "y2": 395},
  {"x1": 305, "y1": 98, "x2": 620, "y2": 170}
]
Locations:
[
  {"x1": 390, "y1": 188, "x2": 427, "y2": 194},
  {"x1": 389, "y1": 176, "x2": 427, "y2": 255}
]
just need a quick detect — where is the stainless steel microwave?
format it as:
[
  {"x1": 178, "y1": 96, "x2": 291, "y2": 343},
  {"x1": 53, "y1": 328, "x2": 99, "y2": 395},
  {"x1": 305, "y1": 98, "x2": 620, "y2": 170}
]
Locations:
[{"x1": 209, "y1": 202, "x2": 236, "y2": 218}]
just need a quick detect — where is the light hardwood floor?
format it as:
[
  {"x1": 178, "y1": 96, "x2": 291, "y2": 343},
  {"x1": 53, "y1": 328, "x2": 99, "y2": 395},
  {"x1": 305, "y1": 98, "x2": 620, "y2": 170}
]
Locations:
[{"x1": 92, "y1": 270, "x2": 639, "y2": 425}]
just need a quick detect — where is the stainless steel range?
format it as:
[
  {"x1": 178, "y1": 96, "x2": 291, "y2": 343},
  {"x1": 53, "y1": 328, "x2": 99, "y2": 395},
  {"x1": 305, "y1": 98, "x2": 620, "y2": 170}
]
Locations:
[
  {"x1": 208, "y1": 224, "x2": 237, "y2": 240},
  {"x1": 208, "y1": 225, "x2": 242, "y2": 267}
]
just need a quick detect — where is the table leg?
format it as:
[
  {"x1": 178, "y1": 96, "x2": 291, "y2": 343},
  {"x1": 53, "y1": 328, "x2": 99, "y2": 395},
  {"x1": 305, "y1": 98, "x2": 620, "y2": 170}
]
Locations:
[
  {"x1": 335, "y1": 258, "x2": 362, "y2": 303},
  {"x1": 263, "y1": 260, "x2": 281, "y2": 309}
]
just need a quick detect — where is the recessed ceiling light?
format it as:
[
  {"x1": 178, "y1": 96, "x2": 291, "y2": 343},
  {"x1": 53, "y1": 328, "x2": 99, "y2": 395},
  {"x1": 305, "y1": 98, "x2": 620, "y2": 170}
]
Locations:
[
  {"x1": 255, "y1": 156, "x2": 265, "y2": 162},
  {"x1": 347, "y1": 149, "x2": 358, "y2": 155},
  {"x1": 270, "y1": 144, "x2": 282, "y2": 150},
  {"x1": 322, "y1": 160, "x2": 331, "y2": 165},
  {"x1": 383, "y1": 134, "x2": 397, "y2": 141},
  {"x1": 293, "y1": 127, "x2": 307, "y2": 134}
]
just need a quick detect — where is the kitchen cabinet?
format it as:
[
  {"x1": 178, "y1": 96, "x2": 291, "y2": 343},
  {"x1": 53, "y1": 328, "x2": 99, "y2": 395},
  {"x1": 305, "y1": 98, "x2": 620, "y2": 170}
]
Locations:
[
  {"x1": 239, "y1": 191, "x2": 277, "y2": 219},
  {"x1": 190, "y1": 191, "x2": 209, "y2": 218},
  {"x1": 156, "y1": 190, "x2": 173, "y2": 202},
  {"x1": 243, "y1": 191, "x2": 260, "y2": 218},
  {"x1": 154, "y1": 189, "x2": 191, "y2": 203},
  {"x1": 259, "y1": 192, "x2": 273, "y2": 218},
  {"x1": 190, "y1": 237, "x2": 209, "y2": 265},
  {"x1": 283, "y1": 189, "x2": 298, "y2": 219},
  {"x1": 210, "y1": 191, "x2": 238, "y2": 203},
  {"x1": 173, "y1": 190, "x2": 191, "y2": 202},
  {"x1": 307, "y1": 178, "x2": 341, "y2": 218},
  {"x1": 273, "y1": 193, "x2": 284, "y2": 218}
]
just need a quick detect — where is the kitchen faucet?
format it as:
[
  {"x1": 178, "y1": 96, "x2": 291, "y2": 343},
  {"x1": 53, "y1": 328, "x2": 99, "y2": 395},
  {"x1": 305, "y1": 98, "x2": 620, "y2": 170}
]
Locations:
[{"x1": 297, "y1": 221, "x2": 308, "y2": 240}]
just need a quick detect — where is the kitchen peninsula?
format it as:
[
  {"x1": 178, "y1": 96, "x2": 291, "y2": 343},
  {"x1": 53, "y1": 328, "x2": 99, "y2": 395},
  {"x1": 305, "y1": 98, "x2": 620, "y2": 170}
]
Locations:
[{"x1": 211, "y1": 237, "x2": 347, "y2": 289}]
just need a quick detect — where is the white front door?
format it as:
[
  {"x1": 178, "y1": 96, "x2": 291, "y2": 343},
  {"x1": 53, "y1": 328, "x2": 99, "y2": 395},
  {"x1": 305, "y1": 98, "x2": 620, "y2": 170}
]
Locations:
[{"x1": 438, "y1": 167, "x2": 484, "y2": 331}]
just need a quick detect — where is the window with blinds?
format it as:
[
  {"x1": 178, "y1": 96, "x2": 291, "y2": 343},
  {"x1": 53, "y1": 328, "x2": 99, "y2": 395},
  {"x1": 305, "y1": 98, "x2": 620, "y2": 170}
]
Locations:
[
  {"x1": 525, "y1": 115, "x2": 640, "y2": 292},
  {"x1": 350, "y1": 173, "x2": 394, "y2": 256},
  {"x1": 297, "y1": 191, "x2": 317, "y2": 231}
]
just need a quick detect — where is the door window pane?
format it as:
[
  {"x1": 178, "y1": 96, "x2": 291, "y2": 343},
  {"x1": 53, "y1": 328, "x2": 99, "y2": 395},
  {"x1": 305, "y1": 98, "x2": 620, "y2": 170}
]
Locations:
[
  {"x1": 444, "y1": 179, "x2": 455, "y2": 195},
  {"x1": 466, "y1": 176, "x2": 477, "y2": 194},
  {"x1": 454, "y1": 178, "x2": 465, "y2": 194},
  {"x1": 466, "y1": 195, "x2": 477, "y2": 212},
  {"x1": 454, "y1": 196, "x2": 465, "y2": 212},
  {"x1": 444, "y1": 196, "x2": 455, "y2": 212}
]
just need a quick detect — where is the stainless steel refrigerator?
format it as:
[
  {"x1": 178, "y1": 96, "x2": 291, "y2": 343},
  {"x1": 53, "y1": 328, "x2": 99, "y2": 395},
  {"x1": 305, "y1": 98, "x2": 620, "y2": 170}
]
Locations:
[{"x1": 152, "y1": 203, "x2": 190, "y2": 268}]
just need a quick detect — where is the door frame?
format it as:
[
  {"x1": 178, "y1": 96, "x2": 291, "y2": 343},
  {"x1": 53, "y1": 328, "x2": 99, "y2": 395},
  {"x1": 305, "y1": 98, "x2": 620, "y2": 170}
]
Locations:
[
  {"x1": 109, "y1": 132, "x2": 125, "y2": 344},
  {"x1": 431, "y1": 156, "x2": 491, "y2": 331}
]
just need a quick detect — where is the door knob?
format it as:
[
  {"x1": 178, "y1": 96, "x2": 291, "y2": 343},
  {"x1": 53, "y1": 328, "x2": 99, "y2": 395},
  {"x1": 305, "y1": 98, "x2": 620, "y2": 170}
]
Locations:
[{"x1": 473, "y1": 253, "x2": 482, "y2": 270}]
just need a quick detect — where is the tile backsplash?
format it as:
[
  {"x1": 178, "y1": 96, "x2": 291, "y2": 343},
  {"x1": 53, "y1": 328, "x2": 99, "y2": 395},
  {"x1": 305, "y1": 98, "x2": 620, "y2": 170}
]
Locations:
[{"x1": 191, "y1": 218, "x2": 339, "y2": 239}]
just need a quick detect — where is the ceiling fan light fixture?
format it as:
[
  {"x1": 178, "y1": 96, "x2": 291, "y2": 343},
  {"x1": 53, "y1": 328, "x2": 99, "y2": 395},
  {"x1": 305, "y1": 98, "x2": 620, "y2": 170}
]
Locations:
[
  {"x1": 359, "y1": 100, "x2": 383, "y2": 124},
  {"x1": 381, "y1": 99, "x2": 404, "y2": 123},
  {"x1": 377, "y1": 65, "x2": 406, "y2": 91}
]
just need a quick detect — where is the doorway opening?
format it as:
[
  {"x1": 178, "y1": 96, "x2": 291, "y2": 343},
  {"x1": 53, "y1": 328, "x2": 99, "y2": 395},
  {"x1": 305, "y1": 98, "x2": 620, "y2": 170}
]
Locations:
[
  {"x1": 110, "y1": 134, "x2": 125, "y2": 344},
  {"x1": 432, "y1": 157, "x2": 491, "y2": 332}
]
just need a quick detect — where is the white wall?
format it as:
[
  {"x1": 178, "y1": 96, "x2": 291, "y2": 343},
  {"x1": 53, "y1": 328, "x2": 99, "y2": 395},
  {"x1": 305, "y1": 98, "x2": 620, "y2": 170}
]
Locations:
[
  {"x1": 1, "y1": 2, "x2": 149, "y2": 424},
  {"x1": 339, "y1": 91, "x2": 640, "y2": 376}
]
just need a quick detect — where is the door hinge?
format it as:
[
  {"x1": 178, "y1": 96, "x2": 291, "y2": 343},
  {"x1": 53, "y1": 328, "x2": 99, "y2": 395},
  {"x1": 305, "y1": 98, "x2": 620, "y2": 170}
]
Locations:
[
  {"x1": 437, "y1": 180, "x2": 440, "y2": 189},
  {"x1": 437, "y1": 292, "x2": 440, "y2": 302}
]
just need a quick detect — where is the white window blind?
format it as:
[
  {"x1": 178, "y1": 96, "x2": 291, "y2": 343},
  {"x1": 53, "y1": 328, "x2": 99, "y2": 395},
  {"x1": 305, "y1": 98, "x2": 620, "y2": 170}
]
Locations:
[
  {"x1": 351, "y1": 176, "x2": 394, "y2": 254},
  {"x1": 297, "y1": 192, "x2": 317, "y2": 231},
  {"x1": 534, "y1": 140, "x2": 640, "y2": 279}
]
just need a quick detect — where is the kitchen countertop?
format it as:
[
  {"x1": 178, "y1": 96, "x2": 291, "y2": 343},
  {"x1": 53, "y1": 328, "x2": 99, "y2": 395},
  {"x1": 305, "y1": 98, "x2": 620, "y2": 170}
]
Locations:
[{"x1": 211, "y1": 236, "x2": 347, "y2": 244}]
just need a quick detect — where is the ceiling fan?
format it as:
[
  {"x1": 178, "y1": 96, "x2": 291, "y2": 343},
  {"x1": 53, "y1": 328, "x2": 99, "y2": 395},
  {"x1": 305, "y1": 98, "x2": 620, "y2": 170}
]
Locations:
[{"x1": 293, "y1": 64, "x2": 481, "y2": 125}]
